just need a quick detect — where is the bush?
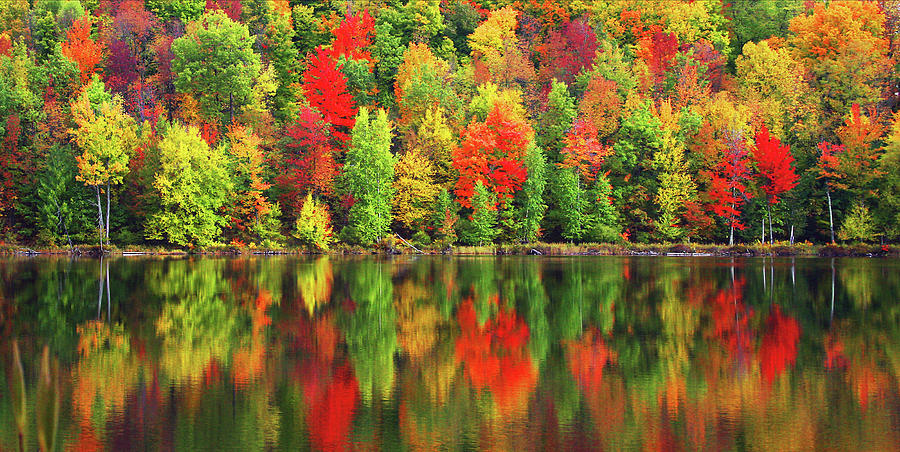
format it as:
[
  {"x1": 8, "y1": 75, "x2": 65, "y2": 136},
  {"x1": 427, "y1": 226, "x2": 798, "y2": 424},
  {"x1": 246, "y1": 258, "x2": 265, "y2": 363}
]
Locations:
[{"x1": 839, "y1": 202, "x2": 876, "y2": 242}]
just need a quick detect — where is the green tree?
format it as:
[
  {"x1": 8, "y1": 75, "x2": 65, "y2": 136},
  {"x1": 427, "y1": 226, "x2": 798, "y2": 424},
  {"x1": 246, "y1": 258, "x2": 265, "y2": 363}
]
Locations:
[
  {"x1": 464, "y1": 180, "x2": 498, "y2": 245},
  {"x1": 538, "y1": 79, "x2": 577, "y2": 161},
  {"x1": 145, "y1": 123, "x2": 232, "y2": 247},
  {"x1": 172, "y1": 10, "x2": 262, "y2": 122},
  {"x1": 517, "y1": 143, "x2": 547, "y2": 242},
  {"x1": 343, "y1": 108, "x2": 395, "y2": 244}
]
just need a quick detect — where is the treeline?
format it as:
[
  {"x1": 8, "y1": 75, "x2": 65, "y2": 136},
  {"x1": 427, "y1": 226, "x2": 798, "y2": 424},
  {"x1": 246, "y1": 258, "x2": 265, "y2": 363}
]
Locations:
[{"x1": 1, "y1": 0, "x2": 899, "y2": 250}]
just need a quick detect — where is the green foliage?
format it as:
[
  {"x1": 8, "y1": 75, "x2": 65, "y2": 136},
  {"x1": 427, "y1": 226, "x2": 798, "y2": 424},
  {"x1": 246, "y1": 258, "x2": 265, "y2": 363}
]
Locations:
[
  {"x1": 145, "y1": 123, "x2": 232, "y2": 247},
  {"x1": 838, "y1": 202, "x2": 876, "y2": 242},
  {"x1": 518, "y1": 143, "x2": 548, "y2": 242},
  {"x1": 172, "y1": 10, "x2": 262, "y2": 122},
  {"x1": 145, "y1": 0, "x2": 204, "y2": 23},
  {"x1": 34, "y1": 145, "x2": 93, "y2": 245},
  {"x1": 462, "y1": 180, "x2": 498, "y2": 245},
  {"x1": 430, "y1": 188, "x2": 458, "y2": 247},
  {"x1": 293, "y1": 194, "x2": 333, "y2": 251},
  {"x1": 538, "y1": 79, "x2": 577, "y2": 160},
  {"x1": 343, "y1": 108, "x2": 395, "y2": 245}
]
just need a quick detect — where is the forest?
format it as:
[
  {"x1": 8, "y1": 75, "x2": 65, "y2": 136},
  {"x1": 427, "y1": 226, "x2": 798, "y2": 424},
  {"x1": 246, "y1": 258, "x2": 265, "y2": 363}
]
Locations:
[{"x1": 0, "y1": 0, "x2": 899, "y2": 250}]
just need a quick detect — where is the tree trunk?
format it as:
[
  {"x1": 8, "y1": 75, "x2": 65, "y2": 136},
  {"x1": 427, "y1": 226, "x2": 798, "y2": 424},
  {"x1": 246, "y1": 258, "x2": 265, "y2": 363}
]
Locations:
[
  {"x1": 761, "y1": 215, "x2": 765, "y2": 245},
  {"x1": 105, "y1": 182, "x2": 111, "y2": 248},
  {"x1": 95, "y1": 186, "x2": 104, "y2": 253},
  {"x1": 728, "y1": 199, "x2": 735, "y2": 246},
  {"x1": 768, "y1": 205, "x2": 774, "y2": 245},
  {"x1": 826, "y1": 189, "x2": 835, "y2": 244}
]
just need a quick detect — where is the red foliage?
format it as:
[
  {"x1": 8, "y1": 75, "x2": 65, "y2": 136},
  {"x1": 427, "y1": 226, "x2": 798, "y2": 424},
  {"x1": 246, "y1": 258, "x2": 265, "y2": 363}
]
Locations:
[
  {"x1": 536, "y1": 19, "x2": 599, "y2": 85},
  {"x1": 277, "y1": 107, "x2": 339, "y2": 214},
  {"x1": 706, "y1": 131, "x2": 754, "y2": 229},
  {"x1": 305, "y1": 363, "x2": 360, "y2": 452},
  {"x1": 302, "y1": 48, "x2": 357, "y2": 144},
  {"x1": 566, "y1": 328, "x2": 614, "y2": 394},
  {"x1": 559, "y1": 119, "x2": 611, "y2": 181},
  {"x1": 454, "y1": 297, "x2": 537, "y2": 411},
  {"x1": 61, "y1": 16, "x2": 106, "y2": 84},
  {"x1": 0, "y1": 115, "x2": 22, "y2": 213},
  {"x1": 327, "y1": 10, "x2": 375, "y2": 64},
  {"x1": 758, "y1": 305, "x2": 801, "y2": 383},
  {"x1": 453, "y1": 106, "x2": 533, "y2": 208},
  {"x1": 205, "y1": 0, "x2": 242, "y2": 21},
  {"x1": 0, "y1": 34, "x2": 11, "y2": 57},
  {"x1": 753, "y1": 126, "x2": 798, "y2": 205},
  {"x1": 685, "y1": 39, "x2": 725, "y2": 92},
  {"x1": 638, "y1": 32, "x2": 678, "y2": 78}
]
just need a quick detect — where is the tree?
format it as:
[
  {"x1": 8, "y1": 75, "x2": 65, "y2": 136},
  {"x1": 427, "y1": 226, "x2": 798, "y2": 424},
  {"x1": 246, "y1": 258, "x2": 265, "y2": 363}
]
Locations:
[
  {"x1": 302, "y1": 48, "x2": 358, "y2": 143},
  {"x1": 465, "y1": 180, "x2": 498, "y2": 245},
  {"x1": 430, "y1": 188, "x2": 458, "y2": 247},
  {"x1": 753, "y1": 125, "x2": 798, "y2": 244},
  {"x1": 145, "y1": 123, "x2": 232, "y2": 247},
  {"x1": 706, "y1": 130, "x2": 754, "y2": 245},
  {"x1": 277, "y1": 106, "x2": 338, "y2": 216},
  {"x1": 61, "y1": 16, "x2": 105, "y2": 84},
  {"x1": 517, "y1": 143, "x2": 547, "y2": 242},
  {"x1": 171, "y1": 10, "x2": 262, "y2": 122},
  {"x1": 225, "y1": 125, "x2": 282, "y2": 246},
  {"x1": 537, "y1": 78, "x2": 576, "y2": 161},
  {"x1": 392, "y1": 149, "x2": 440, "y2": 233},
  {"x1": 70, "y1": 76, "x2": 143, "y2": 248},
  {"x1": 652, "y1": 101, "x2": 698, "y2": 241},
  {"x1": 293, "y1": 193, "x2": 333, "y2": 251},
  {"x1": 453, "y1": 106, "x2": 533, "y2": 208},
  {"x1": 343, "y1": 108, "x2": 394, "y2": 244}
]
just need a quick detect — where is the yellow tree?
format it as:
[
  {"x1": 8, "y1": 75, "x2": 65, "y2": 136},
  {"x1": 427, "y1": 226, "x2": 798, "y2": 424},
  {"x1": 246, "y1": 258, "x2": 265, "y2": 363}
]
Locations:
[
  {"x1": 393, "y1": 149, "x2": 440, "y2": 233},
  {"x1": 70, "y1": 76, "x2": 144, "y2": 248}
]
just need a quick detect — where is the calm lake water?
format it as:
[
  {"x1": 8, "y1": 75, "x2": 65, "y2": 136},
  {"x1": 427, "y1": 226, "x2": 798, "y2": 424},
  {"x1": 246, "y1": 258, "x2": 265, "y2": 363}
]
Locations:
[{"x1": 1, "y1": 256, "x2": 899, "y2": 451}]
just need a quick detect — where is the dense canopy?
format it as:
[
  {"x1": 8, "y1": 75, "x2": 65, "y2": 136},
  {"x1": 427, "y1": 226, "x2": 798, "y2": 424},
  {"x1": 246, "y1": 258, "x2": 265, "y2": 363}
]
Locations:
[{"x1": 1, "y1": 0, "x2": 900, "y2": 248}]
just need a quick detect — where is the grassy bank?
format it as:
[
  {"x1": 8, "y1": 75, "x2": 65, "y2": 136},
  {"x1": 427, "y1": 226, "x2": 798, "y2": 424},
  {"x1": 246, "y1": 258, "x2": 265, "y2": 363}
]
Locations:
[{"x1": 2, "y1": 241, "x2": 896, "y2": 258}]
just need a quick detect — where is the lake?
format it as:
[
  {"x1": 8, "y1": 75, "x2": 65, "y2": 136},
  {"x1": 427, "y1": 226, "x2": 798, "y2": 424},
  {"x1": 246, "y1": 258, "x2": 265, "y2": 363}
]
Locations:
[{"x1": 1, "y1": 256, "x2": 899, "y2": 450}]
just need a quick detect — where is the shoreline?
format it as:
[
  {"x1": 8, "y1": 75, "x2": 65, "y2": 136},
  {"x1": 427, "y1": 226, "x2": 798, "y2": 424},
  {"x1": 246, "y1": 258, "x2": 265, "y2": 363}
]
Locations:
[{"x1": 2, "y1": 242, "x2": 896, "y2": 258}]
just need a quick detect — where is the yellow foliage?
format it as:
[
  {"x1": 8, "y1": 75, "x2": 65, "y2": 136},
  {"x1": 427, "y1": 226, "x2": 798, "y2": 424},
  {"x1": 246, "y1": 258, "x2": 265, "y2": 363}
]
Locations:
[{"x1": 393, "y1": 149, "x2": 440, "y2": 231}]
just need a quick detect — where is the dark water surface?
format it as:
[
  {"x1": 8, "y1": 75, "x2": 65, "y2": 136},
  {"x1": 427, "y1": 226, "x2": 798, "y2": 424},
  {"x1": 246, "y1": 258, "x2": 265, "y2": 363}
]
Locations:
[{"x1": 1, "y1": 256, "x2": 899, "y2": 451}]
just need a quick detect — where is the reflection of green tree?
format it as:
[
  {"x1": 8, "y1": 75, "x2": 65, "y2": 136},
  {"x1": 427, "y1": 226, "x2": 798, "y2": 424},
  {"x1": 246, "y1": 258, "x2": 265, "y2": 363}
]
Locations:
[
  {"x1": 151, "y1": 259, "x2": 247, "y2": 382},
  {"x1": 343, "y1": 259, "x2": 397, "y2": 403},
  {"x1": 509, "y1": 259, "x2": 551, "y2": 365}
]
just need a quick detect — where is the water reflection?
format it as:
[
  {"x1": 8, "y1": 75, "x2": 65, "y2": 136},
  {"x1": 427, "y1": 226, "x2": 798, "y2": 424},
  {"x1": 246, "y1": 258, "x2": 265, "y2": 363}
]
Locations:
[{"x1": 1, "y1": 256, "x2": 899, "y2": 450}]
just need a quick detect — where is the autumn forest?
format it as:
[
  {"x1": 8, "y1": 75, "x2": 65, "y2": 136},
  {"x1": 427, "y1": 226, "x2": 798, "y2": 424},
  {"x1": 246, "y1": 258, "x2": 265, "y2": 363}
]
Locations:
[{"x1": 1, "y1": 0, "x2": 899, "y2": 250}]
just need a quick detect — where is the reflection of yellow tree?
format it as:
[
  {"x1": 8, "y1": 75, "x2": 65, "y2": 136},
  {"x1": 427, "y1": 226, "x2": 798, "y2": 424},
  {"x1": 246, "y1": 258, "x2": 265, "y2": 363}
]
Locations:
[
  {"x1": 298, "y1": 257, "x2": 333, "y2": 315},
  {"x1": 839, "y1": 263, "x2": 876, "y2": 309},
  {"x1": 395, "y1": 279, "x2": 443, "y2": 360}
]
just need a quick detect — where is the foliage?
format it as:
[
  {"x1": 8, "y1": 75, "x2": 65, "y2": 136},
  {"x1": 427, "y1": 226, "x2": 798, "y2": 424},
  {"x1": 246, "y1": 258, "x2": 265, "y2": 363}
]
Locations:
[
  {"x1": 145, "y1": 123, "x2": 232, "y2": 247},
  {"x1": 838, "y1": 202, "x2": 876, "y2": 242},
  {"x1": 293, "y1": 193, "x2": 333, "y2": 251},
  {"x1": 463, "y1": 180, "x2": 498, "y2": 245},
  {"x1": 172, "y1": 10, "x2": 261, "y2": 122},
  {"x1": 453, "y1": 106, "x2": 533, "y2": 208},
  {"x1": 343, "y1": 108, "x2": 395, "y2": 245},
  {"x1": 393, "y1": 149, "x2": 440, "y2": 232}
]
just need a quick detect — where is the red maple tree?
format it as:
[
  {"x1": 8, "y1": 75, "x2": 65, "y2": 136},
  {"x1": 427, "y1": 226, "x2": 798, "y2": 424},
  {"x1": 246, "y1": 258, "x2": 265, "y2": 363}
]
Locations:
[
  {"x1": 302, "y1": 48, "x2": 357, "y2": 144},
  {"x1": 452, "y1": 106, "x2": 533, "y2": 208},
  {"x1": 277, "y1": 107, "x2": 339, "y2": 215},
  {"x1": 754, "y1": 125, "x2": 798, "y2": 205},
  {"x1": 61, "y1": 16, "x2": 106, "y2": 84},
  {"x1": 326, "y1": 10, "x2": 375, "y2": 64}
]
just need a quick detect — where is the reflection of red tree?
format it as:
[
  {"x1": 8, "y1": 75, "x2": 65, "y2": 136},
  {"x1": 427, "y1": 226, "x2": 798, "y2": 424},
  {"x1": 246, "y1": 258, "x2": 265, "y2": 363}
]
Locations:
[
  {"x1": 454, "y1": 298, "x2": 537, "y2": 412},
  {"x1": 305, "y1": 363, "x2": 360, "y2": 452},
  {"x1": 566, "y1": 328, "x2": 615, "y2": 394},
  {"x1": 758, "y1": 306, "x2": 801, "y2": 383},
  {"x1": 707, "y1": 277, "x2": 755, "y2": 365}
]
